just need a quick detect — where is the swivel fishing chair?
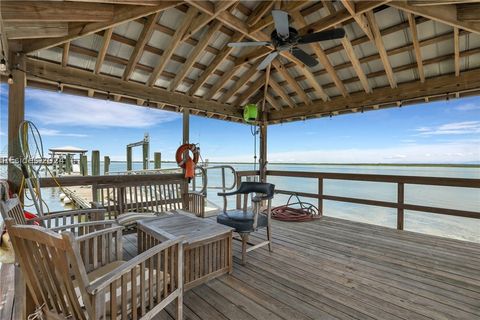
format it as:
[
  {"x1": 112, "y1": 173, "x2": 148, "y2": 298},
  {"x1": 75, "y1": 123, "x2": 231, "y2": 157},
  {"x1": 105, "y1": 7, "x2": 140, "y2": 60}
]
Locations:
[{"x1": 217, "y1": 182, "x2": 275, "y2": 264}]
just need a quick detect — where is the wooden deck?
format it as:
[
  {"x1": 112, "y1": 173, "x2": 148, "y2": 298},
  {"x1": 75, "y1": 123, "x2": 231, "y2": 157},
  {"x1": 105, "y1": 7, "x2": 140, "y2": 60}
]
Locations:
[
  {"x1": 1, "y1": 216, "x2": 479, "y2": 319},
  {"x1": 122, "y1": 216, "x2": 480, "y2": 320}
]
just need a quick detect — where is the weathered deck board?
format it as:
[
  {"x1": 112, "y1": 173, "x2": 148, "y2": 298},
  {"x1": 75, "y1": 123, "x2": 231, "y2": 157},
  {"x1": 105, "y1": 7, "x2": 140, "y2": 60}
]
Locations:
[{"x1": 121, "y1": 216, "x2": 480, "y2": 320}]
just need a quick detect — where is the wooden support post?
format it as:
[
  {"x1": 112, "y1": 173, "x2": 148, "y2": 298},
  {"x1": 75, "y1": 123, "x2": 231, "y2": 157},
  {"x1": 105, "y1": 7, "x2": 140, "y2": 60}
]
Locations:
[
  {"x1": 91, "y1": 150, "x2": 100, "y2": 176},
  {"x1": 318, "y1": 178, "x2": 324, "y2": 216},
  {"x1": 397, "y1": 183, "x2": 405, "y2": 230},
  {"x1": 80, "y1": 154, "x2": 88, "y2": 176},
  {"x1": 182, "y1": 109, "x2": 190, "y2": 207},
  {"x1": 126, "y1": 146, "x2": 132, "y2": 171},
  {"x1": 7, "y1": 56, "x2": 26, "y2": 194},
  {"x1": 142, "y1": 141, "x2": 149, "y2": 170},
  {"x1": 154, "y1": 152, "x2": 161, "y2": 169},
  {"x1": 104, "y1": 156, "x2": 110, "y2": 174},
  {"x1": 65, "y1": 154, "x2": 72, "y2": 174},
  {"x1": 259, "y1": 123, "x2": 267, "y2": 183}
]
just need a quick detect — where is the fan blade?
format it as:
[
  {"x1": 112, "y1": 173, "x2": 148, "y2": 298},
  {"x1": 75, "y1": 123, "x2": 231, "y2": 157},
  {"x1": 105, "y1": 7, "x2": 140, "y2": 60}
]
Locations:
[
  {"x1": 257, "y1": 51, "x2": 279, "y2": 70},
  {"x1": 292, "y1": 48, "x2": 318, "y2": 67},
  {"x1": 272, "y1": 10, "x2": 290, "y2": 38},
  {"x1": 227, "y1": 41, "x2": 271, "y2": 48},
  {"x1": 299, "y1": 28, "x2": 346, "y2": 44}
]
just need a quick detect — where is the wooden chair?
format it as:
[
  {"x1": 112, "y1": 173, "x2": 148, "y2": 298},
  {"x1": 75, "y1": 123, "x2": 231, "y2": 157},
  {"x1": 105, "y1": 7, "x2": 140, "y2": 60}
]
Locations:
[
  {"x1": 0, "y1": 194, "x2": 106, "y2": 228},
  {"x1": 6, "y1": 218, "x2": 184, "y2": 320},
  {"x1": 217, "y1": 182, "x2": 275, "y2": 264},
  {"x1": 92, "y1": 179, "x2": 204, "y2": 231}
]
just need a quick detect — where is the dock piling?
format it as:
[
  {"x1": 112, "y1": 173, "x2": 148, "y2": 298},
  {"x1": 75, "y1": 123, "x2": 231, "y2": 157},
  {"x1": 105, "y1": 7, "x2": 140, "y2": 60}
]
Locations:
[
  {"x1": 154, "y1": 152, "x2": 161, "y2": 169},
  {"x1": 92, "y1": 150, "x2": 100, "y2": 176},
  {"x1": 104, "y1": 156, "x2": 110, "y2": 174}
]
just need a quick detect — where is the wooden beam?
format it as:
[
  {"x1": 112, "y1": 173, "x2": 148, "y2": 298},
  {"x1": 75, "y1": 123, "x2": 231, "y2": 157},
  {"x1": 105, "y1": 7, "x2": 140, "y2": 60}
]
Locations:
[
  {"x1": 391, "y1": 1, "x2": 480, "y2": 34},
  {"x1": 265, "y1": 91, "x2": 282, "y2": 111},
  {"x1": 62, "y1": 42, "x2": 70, "y2": 67},
  {"x1": 366, "y1": 11, "x2": 397, "y2": 88},
  {"x1": 169, "y1": 20, "x2": 222, "y2": 91},
  {"x1": 272, "y1": 60, "x2": 311, "y2": 106},
  {"x1": 25, "y1": 58, "x2": 241, "y2": 119},
  {"x1": 323, "y1": 1, "x2": 371, "y2": 94},
  {"x1": 234, "y1": 47, "x2": 272, "y2": 67},
  {"x1": 291, "y1": 11, "x2": 348, "y2": 97},
  {"x1": 340, "y1": 0, "x2": 374, "y2": 41},
  {"x1": 454, "y1": 27, "x2": 461, "y2": 76},
  {"x1": 21, "y1": 2, "x2": 180, "y2": 53},
  {"x1": 408, "y1": 0, "x2": 479, "y2": 5},
  {"x1": 269, "y1": 79, "x2": 296, "y2": 109},
  {"x1": 147, "y1": 7, "x2": 197, "y2": 87},
  {"x1": 457, "y1": 3, "x2": 480, "y2": 21},
  {"x1": 8, "y1": 57, "x2": 26, "y2": 193},
  {"x1": 182, "y1": 1, "x2": 236, "y2": 40},
  {"x1": 0, "y1": 1, "x2": 115, "y2": 22},
  {"x1": 246, "y1": 1, "x2": 275, "y2": 27},
  {"x1": 188, "y1": 32, "x2": 243, "y2": 96},
  {"x1": 219, "y1": 61, "x2": 261, "y2": 103},
  {"x1": 234, "y1": 74, "x2": 265, "y2": 106},
  {"x1": 3, "y1": 22, "x2": 68, "y2": 39},
  {"x1": 249, "y1": 0, "x2": 309, "y2": 33},
  {"x1": 268, "y1": 68, "x2": 480, "y2": 121},
  {"x1": 407, "y1": 13, "x2": 425, "y2": 82},
  {"x1": 203, "y1": 65, "x2": 241, "y2": 100},
  {"x1": 95, "y1": 27, "x2": 113, "y2": 74},
  {"x1": 123, "y1": 12, "x2": 160, "y2": 80}
]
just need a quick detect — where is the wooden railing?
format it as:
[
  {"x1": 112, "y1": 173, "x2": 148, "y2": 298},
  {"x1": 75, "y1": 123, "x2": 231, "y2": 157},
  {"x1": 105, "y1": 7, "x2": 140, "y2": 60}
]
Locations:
[{"x1": 236, "y1": 170, "x2": 480, "y2": 230}]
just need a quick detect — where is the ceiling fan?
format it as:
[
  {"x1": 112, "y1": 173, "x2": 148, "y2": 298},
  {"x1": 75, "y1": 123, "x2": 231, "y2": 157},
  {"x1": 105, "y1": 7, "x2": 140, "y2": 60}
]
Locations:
[{"x1": 228, "y1": 10, "x2": 346, "y2": 70}]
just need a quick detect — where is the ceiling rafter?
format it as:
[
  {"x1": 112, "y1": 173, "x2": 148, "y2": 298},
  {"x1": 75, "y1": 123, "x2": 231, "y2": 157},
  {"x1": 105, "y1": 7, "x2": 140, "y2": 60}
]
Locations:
[
  {"x1": 272, "y1": 60, "x2": 311, "y2": 106},
  {"x1": 365, "y1": 11, "x2": 397, "y2": 88},
  {"x1": 147, "y1": 6, "x2": 197, "y2": 87},
  {"x1": 122, "y1": 12, "x2": 160, "y2": 80},
  {"x1": 219, "y1": 60, "x2": 262, "y2": 103},
  {"x1": 62, "y1": 42, "x2": 70, "y2": 67},
  {"x1": 269, "y1": 79, "x2": 296, "y2": 109},
  {"x1": 454, "y1": 27, "x2": 461, "y2": 76},
  {"x1": 340, "y1": 0, "x2": 375, "y2": 41},
  {"x1": 391, "y1": 1, "x2": 480, "y2": 34},
  {"x1": 169, "y1": 20, "x2": 222, "y2": 91},
  {"x1": 291, "y1": 10, "x2": 349, "y2": 98},
  {"x1": 21, "y1": 2, "x2": 181, "y2": 53},
  {"x1": 95, "y1": 27, "x2": 113, "y2": 75},
  {"x1": 188, "y1": 32, "x2": 244, "y2": 96},
  {"x1": 182, "y1": 1, "x2": 237, "y2": 41},
  {"x1": 265, "y1": 91, "x2": 282, "y2": 111},
  {"x1": 234, "y1": 74, "x2": 265, "y2": 106},
  {"x1": 323, "y1": 1, "x2": 372, "y2": 94},
  {"x1": 203, "y1": 65, "x2": 242, "y2": 100},
  {"x1": 407, "y1": 13, "x2": 425, "y2": 83}
]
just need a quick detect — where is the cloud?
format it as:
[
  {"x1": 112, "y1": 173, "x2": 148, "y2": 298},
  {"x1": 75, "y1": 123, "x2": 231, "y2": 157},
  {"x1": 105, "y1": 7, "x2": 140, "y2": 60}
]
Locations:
[
  {"x1": 38, "y1": 128, "x2": 88, "y2": 138},
  {"x1": 455, "y1": 103, "x2": 480, "y2": 111},
  {"x1": 212, "y1": 140, "x2": 480, "y2": 164},
  {"x1": 26, "y1": 88, "x2": 180, "y2": 128},
  {"x1": 415, "y1": 121, "x2": 480, "y2": 136}
]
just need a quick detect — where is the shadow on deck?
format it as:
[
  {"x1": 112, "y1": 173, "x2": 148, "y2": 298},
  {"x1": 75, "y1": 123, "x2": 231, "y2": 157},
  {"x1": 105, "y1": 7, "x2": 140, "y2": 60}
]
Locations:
[{"x1": 121, "y1": 216, "x2": 480, "y2": 320}]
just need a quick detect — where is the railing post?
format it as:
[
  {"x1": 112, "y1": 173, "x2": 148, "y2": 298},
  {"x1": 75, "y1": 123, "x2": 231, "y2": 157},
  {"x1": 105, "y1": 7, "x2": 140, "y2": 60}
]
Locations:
[
  {"x1": 318, "y1": 178, "x2": 323, "y2": 216},
  {"x1": 397, "y1": 182, "x2": 404, "y2": 230}
]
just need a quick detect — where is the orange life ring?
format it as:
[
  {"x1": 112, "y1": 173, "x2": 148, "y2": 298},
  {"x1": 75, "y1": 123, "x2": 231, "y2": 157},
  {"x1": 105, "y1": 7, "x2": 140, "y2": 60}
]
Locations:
[{"x1": 175, "y1": 144, "x2": 200, "y2": 180}]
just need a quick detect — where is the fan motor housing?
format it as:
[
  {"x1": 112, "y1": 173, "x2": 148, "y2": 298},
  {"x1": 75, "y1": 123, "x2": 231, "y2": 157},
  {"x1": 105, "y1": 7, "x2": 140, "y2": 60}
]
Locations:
[{"x1": 271, "y1": 27, "x2": 299, "y2": 51}]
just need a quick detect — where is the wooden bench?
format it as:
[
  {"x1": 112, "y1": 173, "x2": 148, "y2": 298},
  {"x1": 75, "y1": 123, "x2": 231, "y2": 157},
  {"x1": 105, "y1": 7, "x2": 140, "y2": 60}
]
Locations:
[{"x1": 91, "y1": 177, "x2": 205, "y2": 230}]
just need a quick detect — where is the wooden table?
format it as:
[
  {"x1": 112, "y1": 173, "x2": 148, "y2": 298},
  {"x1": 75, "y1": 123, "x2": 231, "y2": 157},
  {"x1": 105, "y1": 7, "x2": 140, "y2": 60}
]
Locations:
[{"x1": 137, "y1": 211, "x2": 233, "y2": 290}]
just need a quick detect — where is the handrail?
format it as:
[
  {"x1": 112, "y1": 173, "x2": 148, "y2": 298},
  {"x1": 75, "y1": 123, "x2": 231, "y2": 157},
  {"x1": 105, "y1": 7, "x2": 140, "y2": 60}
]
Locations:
[
  {"x1": 234, "y1": 170, "x2": 480, "y2": 230},
  {"x1": 192, "y1": 165, "x2": 237, "y2": 195}
]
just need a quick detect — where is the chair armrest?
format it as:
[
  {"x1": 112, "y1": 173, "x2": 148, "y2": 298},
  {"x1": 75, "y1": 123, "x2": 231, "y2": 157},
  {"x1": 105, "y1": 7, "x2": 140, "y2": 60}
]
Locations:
[
  {"x1": 75, "y1": 225, "x2": 124, "y2": 242},
  {"x1": 217, "y1": 190, "x2": 240, "y2": 197},
  {"x1": 86, "y1": 236, "x2": 184, "y2": 294},
  {"x1": 252, "y1": 194, "x2": 273, "y2": 202},
  {"x1": 50, "y1": 220, "x2": 117, "y2": 234},
  {"x1": 28, "y1": 208, "x2": 106, "y2": 228}
]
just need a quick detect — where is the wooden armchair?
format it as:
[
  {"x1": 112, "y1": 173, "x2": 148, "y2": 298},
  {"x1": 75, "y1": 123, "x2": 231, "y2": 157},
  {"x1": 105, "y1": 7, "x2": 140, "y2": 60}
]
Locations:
[{"x1": 6, "y1": 218, "x2": 184, "y2": 320}]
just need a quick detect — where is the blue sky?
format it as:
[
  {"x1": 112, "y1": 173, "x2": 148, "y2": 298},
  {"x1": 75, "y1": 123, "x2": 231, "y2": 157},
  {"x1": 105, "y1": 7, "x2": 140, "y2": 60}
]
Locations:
[{"x1": 1, "y1": 83, "x2": 479, "y2": 163}]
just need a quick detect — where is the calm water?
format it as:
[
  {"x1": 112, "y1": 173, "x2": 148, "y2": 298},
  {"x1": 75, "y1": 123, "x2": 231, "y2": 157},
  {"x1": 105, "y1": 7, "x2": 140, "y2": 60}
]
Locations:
[{"x1": 1, "y1": 163, "x2": 479, "y2": 243}]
